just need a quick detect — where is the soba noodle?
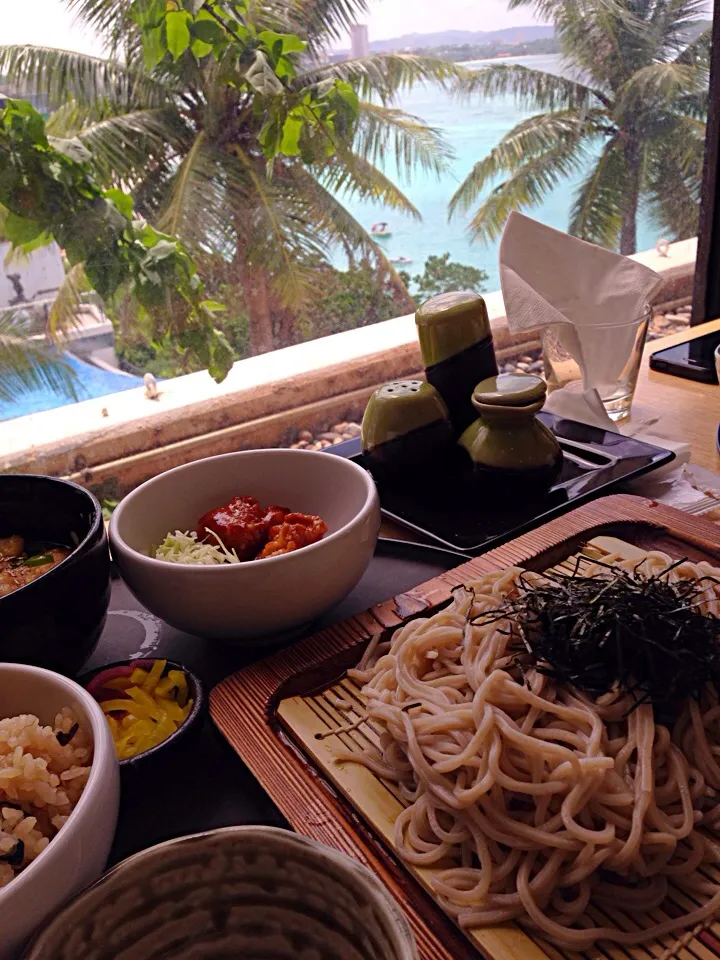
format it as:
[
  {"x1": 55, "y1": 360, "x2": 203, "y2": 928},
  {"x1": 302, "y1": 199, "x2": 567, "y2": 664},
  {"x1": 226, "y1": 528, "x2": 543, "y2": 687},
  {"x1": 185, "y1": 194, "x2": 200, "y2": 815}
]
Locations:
[{"x1": 343, "y1": 551, "x2": 720, "y2": 950}]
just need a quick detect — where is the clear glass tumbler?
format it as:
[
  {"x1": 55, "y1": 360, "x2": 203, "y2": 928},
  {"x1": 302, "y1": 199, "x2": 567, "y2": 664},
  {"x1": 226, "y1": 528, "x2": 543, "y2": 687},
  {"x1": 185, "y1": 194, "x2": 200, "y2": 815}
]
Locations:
[{"x1": 541, "y1": 306, "x2": 652, "y2": 422}]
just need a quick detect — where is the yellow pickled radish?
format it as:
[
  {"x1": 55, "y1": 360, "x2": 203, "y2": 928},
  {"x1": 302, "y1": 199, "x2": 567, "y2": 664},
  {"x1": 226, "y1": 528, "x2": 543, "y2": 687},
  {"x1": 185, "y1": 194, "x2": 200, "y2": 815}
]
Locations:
[
  {"x1": 98, "y1": 660, "x2": 193, "y2": 759},
  {"x1": 142, "y1": 658, "x2": 166, "y2": 694}
]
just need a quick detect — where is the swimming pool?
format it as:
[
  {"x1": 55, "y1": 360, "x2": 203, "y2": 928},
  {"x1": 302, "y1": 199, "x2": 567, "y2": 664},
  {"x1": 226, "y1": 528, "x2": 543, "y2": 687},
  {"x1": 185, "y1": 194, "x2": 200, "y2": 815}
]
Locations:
[{"x1": 0, "y1": 354, "x2": 145, "y2": 421}]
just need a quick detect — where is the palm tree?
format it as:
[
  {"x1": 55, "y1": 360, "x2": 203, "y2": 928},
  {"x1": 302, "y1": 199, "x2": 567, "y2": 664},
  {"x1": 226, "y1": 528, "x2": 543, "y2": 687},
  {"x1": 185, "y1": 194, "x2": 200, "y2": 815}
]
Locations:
[
  {"x1": 450, "y1": 0, "x2": 711, "y2": 255},
  {"x1": 0, "y1": 0, "x2": 461, "y2": 356}
]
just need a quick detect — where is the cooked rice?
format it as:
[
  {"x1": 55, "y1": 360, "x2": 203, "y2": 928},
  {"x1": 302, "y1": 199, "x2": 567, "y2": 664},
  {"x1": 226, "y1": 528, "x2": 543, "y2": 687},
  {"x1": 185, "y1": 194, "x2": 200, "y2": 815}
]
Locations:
[{"x1": 0, "y1": 709, "x2": 92, "y2": 887}]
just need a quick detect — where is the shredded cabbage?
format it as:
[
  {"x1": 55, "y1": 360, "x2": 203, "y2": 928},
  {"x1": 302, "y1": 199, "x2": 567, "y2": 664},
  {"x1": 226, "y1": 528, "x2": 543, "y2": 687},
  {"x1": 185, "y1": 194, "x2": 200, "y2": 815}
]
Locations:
[{"x1": 153, "y1": 530, "x2": 241, "y2": 565}]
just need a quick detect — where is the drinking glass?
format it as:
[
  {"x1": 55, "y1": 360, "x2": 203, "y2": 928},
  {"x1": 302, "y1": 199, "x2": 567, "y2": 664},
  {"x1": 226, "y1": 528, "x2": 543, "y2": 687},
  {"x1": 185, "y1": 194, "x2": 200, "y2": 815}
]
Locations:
[{"x1": 541, "y1": 306, "x2": 652, "y2": 422}]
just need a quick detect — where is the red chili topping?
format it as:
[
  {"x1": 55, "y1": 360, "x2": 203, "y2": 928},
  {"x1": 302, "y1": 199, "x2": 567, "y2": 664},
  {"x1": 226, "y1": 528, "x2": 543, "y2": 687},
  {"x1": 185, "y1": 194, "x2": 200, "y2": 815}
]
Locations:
[
  {"x1": 196, "y1": 497, "x2": 325, "y2": 561},
  {"x1": 196, "y1": 496, "x2": 279, "y2": 560},
  {"x1": 258, "y1": 513, "x2": 328, "y2": 559}
]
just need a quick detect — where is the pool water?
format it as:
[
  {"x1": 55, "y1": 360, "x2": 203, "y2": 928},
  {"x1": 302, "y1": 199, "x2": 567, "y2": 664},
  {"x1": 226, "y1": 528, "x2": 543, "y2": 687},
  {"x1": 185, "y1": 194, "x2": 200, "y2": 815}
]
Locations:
[{"x1": 0, "y1": 354, "x2": 144, "y2": 422}]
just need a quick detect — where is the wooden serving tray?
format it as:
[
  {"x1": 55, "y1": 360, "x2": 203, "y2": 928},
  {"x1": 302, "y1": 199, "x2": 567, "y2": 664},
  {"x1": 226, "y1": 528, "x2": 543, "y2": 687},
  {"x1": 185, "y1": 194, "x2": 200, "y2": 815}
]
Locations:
[{"x1": 210, "y1": 495, "x2": 720, "y2": 960}]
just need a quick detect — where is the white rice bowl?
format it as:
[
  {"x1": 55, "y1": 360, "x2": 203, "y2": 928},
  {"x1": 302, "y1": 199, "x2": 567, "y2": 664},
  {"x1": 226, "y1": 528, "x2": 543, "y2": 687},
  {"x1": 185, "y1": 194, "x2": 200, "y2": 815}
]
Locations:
[{"x1": 0, "y1": 709, "x2": 92, "y2": 888}]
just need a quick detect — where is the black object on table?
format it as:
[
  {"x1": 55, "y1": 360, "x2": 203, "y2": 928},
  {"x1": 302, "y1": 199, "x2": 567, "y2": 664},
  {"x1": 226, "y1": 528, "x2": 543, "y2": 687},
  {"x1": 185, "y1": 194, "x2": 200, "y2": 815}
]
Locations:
[
  {"x1": 90, "y1": 539, "x2": 459, "y2": 866},
  {"x1": 330, "y1": 414, "x2": 674, "y2": 553}
]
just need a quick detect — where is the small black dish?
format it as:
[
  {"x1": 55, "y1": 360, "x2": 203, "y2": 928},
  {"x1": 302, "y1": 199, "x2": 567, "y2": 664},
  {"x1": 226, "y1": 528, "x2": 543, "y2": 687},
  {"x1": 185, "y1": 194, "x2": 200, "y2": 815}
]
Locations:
[
  {"x1": 0, "y1": 474, "x2": 110, "y2": 675},
  {"x1": 78, "y1": 658, "x2": 207, "y2": 774}
]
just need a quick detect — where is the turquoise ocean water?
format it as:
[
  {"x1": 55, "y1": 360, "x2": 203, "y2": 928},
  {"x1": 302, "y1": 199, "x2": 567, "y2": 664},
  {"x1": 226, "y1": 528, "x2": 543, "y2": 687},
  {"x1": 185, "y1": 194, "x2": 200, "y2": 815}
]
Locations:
[{"x1": 337, "y1": 54, "x2": 659, "y2": 291}]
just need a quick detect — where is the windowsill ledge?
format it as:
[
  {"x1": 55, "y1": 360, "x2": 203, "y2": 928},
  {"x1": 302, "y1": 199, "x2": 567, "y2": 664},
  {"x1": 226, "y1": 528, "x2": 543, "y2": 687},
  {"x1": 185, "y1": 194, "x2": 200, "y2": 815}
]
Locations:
[{"x1": 0, "y1": 237, "x2": 697, "y2": 495}]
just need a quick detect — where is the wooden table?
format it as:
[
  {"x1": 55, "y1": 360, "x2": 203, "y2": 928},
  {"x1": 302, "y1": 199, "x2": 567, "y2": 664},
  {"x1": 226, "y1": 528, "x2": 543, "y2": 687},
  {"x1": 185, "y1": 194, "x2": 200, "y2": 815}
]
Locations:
[
  {"x1": 637, "y1": 318, "x2": 720, "y2": 472},
  {"x1": 381, "y1": 320, "x2": 720, "y2": 542}
]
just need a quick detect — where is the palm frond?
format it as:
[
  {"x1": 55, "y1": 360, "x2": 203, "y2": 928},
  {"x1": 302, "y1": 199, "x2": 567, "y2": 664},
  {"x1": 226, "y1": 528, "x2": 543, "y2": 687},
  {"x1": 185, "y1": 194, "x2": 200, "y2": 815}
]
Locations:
[
  {"x1": 652, "y1": 0, "x2": 709, "y2": 56},
  {"x1": 614, "y1": 61, "x2": 704, "y2": 122},
  {"x1": 0, "y1": 312, "x2": 78, "y2": 404},
  {"x1": 286, "y1": 165, "x2": 412, "y2": 290},
  {"x1": 287, "y1": 166, "x2": 416, "y2": 317},
  {"x1": 48, "y1": 106, "x2": 179, "y2": 187},
  {"x1": 644, "y1": 115, "x2": 705, "y2": 240},
  {"x1": 0, "y1": 45, "x2": 171, "y2": 111},
  {"x1": 266, "y1": 0, "x2": 369, "y2": 50},
  {"x1": 232, "y1": 147, "x2": 325, "y2": 307},
  {"x1": 159, "y1": 132, "x2": 208, "y2": 239},
  {"x1": 461, "y1": 141, "x2": 589, "y2": 244},
  {"x1": 449, "y1": 110, "x2": 603, "y2": 220},
  {"x1": 65, "y1": 0, "x2": 145, "y2": 66},
  {"x1": 295, "y1": 54, "x2": 467, "y2": 104},
  {"x1": 460, "y1": 62, "x2": 610, "y2": 111},
  {"x1": 322, "y1": 148, "x2": 422, "y2": 219},
  {"x1": 47, "y1": 263, "x2": 93, "y2": 342},
  {"x1": 675, "y1": 24, "x2": 713, "y2": 66},
  {"x1": 122, "y1": 131, "x2": 234, "y2": 256},
  {"x1": 353, "y1": 102, "x2": 453, "y2": 180},
  {"x1": 569, "y1": 135, "x2": 626, "y2": 248}
]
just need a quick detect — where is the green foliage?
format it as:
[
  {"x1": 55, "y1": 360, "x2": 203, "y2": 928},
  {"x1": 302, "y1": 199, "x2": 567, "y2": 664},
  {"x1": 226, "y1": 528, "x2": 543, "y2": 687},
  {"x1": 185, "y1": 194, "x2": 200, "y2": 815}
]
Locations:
[
  {"x1": 129, "y1": 0, "x2": 359, "y2": 161},
  {"x1": 453, "y1": 0, "x2": 711, "y2": 254},
  {"x1": 0, "y1": 98, "x2": 234, "y2": 382},
  {"x1": 408, "y1": 252, "x2": 489, "y2": 302},
  {"x1": 297, "y1": 261, "x2": 410, "y2": 340}
]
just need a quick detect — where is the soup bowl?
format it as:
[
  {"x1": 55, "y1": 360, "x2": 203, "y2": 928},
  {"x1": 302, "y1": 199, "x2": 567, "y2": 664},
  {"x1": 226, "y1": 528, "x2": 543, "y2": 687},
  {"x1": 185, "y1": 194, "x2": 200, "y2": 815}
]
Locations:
[
  {"x1": 24, "y1": 826, "x2": 417, "y2": 960},
  {"x1": 109, "y1": 449, "x2": 380, "y2": 643},
  {"x1": 0, "y1": 475, "x2": 111, "y2": 675}
]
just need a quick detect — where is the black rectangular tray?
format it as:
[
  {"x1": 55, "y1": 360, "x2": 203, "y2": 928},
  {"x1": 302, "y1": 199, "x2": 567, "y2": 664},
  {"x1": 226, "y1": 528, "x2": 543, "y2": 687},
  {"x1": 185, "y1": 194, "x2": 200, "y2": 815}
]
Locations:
[{"x1": 330, "y1": 412, "x2": 674, "y2": 554}]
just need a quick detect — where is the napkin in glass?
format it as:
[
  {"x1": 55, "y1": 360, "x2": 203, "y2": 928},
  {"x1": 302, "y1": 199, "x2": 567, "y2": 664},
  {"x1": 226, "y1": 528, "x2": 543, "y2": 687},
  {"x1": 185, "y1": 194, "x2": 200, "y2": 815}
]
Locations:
[{"x1": 498, "y1": 212, "x2": 663, "y2": 429}]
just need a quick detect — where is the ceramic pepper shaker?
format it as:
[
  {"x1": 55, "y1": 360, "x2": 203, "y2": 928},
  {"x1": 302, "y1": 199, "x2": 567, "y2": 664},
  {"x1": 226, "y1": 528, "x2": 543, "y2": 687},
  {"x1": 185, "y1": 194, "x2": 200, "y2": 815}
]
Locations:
[
  {"x1": 361, "y1": 380, "x2": 454, "y2": 476},
  {"x1": 415, "y1": 290, "x2": 498, "y2": 436},
  {"x1": 459, "y1": 373, "x2": 563, "y2": 489}
]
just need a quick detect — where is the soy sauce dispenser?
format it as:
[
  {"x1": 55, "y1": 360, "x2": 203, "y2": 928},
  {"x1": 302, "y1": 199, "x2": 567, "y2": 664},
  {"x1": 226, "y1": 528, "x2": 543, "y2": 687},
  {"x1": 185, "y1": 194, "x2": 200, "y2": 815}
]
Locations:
[{"x1": 415, "y1": 291, "x2": 498, "y2": 436}]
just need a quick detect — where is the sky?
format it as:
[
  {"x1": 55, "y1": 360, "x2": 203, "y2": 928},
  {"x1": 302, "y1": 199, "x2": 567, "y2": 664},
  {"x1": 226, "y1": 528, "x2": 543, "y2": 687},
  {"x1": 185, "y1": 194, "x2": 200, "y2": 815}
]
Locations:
[
  {"x1": 0, "y1": 0, "x2": 543, "y2": 56},
  {"x1": 357, "y1": 0, "x2": 543, "y2": 42},
  {"x1": 1, "y1": 0, "x2": 104, "y2": 56}
]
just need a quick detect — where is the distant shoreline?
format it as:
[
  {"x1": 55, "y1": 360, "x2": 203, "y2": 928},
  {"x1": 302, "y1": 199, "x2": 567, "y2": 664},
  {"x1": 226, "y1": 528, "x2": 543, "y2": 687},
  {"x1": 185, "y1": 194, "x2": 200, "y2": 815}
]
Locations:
[{"x1": 458, "y1": 53, "x2": 538, "y2": 66}]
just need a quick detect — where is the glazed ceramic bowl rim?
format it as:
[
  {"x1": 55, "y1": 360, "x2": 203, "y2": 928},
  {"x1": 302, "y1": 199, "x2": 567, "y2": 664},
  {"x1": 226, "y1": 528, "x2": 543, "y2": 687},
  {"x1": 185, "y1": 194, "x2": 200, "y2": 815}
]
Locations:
[
  {"x1": 0, "y1": 663, "x2": 115, "y2": 903},
  {"x1": 77, "y1": 658, "x2": 205, "y2": 767},
  {"x1": 110, "y1": 448, "x2": 378, "y2": 572},
  {"x1": 26, "y1": 825, "x2": 417, "y2": 959},
  {"x1": 0, "y1": 475, "x2": 103, "y2": 604}
]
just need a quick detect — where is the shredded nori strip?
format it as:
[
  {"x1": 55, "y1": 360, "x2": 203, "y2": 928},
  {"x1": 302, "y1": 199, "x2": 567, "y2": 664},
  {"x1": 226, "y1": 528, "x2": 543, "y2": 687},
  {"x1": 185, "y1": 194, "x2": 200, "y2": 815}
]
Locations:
[
  {"x1": 0, "y1": 839, "x2": 24, "y2": 866},
  {"x1": 473, "y1": 558, "x2": 720, "y2": 720},
  {"x1": 56, "y1": 722, "x2": 79, "y2": 746}
]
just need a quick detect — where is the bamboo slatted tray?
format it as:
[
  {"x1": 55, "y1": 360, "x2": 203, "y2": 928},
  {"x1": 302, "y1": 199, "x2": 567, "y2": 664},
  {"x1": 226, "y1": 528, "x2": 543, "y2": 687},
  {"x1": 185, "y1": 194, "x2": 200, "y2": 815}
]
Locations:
[{"x1": 211, "y1": 495, "x2": 720, "y2": 960}]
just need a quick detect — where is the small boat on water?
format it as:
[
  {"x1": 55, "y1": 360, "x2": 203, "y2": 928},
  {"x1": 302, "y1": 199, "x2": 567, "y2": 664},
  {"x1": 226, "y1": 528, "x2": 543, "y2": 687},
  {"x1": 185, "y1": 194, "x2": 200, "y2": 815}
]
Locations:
[
  {"x1": 370, "y1": 221, "x2": 392, "y2": 238},
  {"x1": 390, "y1": 256, "x2": 413, "y2": 265}
]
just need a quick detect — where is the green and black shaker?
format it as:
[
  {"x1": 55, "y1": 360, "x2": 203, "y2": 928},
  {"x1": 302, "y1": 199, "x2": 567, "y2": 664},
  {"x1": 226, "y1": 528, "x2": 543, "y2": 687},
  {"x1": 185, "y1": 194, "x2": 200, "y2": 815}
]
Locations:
[
  {"x1": 415, "y1": 290, "x2": 498, "y2": 436},
  {"x1": 361, "y1": 380, "x2": 453, "y2": 476}
]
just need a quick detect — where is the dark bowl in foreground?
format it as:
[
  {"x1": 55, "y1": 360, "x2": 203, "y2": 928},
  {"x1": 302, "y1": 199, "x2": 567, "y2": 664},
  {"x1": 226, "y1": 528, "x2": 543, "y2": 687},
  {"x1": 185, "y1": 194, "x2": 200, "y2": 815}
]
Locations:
[
  {"x1": 0, "y1": 475, "x2": 110, "y2": 676},
  {"x1": 78, "y1": 658, "x2": 206, "y2": 773}
]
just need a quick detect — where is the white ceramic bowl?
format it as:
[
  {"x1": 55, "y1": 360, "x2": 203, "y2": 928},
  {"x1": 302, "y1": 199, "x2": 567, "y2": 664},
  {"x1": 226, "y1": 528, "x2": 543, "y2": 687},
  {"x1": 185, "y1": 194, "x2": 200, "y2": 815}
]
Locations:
[
  {"x1": 0, "y1": 664, "x2": 119, "y2": 960},
  {"x1": 25, "y1": 826, "x2": 417, "y2": 960},
  {"x1": 109, "y1": 449, "x2": 380, "y2": 642}
]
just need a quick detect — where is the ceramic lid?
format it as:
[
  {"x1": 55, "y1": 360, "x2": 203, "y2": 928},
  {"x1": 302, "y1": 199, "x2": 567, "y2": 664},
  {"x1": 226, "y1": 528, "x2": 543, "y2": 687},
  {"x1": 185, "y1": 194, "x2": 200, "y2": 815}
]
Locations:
[
  {"x1": 472, "y1": 373, "x2": 547, "y2": 407},
  {"x1": 361, "y1": 380, "x2": 449, "y2": 448},
  {"x1": 415, "y1": 290, "x2": 487, "y2": 328}
]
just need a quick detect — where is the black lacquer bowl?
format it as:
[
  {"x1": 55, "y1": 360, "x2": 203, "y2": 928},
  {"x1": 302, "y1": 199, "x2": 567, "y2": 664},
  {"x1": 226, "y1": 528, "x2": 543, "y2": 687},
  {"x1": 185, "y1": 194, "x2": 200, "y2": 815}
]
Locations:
[
  {"x1": 79, "y1": 658, "x2": 206, "y2": 776},
  {"x1": 0, "y1": 475, "x2": 111, "y2": 675}
]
